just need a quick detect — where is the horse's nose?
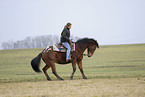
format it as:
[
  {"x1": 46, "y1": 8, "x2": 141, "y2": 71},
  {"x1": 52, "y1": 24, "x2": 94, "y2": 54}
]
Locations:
[{"x1": 88, "y1": 53, "x2": 92, "y2": 57}]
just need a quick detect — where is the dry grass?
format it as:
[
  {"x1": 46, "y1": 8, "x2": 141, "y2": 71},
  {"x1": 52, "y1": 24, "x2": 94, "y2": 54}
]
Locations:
[{"x1": 0, "y1": 78, "x2": 145, "y2": 97}]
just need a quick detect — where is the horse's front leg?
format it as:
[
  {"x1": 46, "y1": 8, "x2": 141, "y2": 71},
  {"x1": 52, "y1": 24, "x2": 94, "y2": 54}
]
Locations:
[
  {"x1": 70, "y1": 61, "x2": 76, "y2": 80},
  {"x1": 77, "y1": 61, "x2": 87, "y2": 79}
]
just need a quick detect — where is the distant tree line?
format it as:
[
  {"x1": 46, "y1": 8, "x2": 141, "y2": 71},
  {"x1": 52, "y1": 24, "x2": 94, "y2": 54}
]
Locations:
[{"x1": 1, "y1": 35, "x2": 80, "y2": 50}]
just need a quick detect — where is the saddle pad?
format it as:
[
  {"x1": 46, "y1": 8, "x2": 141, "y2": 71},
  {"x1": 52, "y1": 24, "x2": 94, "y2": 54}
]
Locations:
[{"x1": 44, "y1": 42, "x2": 75, "y2": 52}]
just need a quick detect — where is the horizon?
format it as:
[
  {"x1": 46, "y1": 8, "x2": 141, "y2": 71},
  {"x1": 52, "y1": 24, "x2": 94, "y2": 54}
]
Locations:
[{"x1": 0, "y1": 34, "x2": 145, "y2": 50}]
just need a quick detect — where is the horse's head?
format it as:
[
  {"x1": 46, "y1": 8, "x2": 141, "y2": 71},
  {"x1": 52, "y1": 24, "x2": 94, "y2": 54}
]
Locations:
[
  {"x1": 87, "y1": 39, "x2": 99, "y2": 57},
  {"x1": 76, "y1": 38, "x2": 99, "y2": 57}
]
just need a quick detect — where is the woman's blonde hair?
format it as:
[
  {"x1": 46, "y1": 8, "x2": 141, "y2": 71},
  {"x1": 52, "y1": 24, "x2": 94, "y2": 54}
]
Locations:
[{"x1": 64, "y1": 22, "x2": 72, "y2": 28}]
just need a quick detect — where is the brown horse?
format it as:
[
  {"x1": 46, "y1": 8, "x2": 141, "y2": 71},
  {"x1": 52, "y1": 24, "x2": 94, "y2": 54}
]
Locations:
[{"x1": 31, "y1": 38, "x2": 99, "y2": 81}]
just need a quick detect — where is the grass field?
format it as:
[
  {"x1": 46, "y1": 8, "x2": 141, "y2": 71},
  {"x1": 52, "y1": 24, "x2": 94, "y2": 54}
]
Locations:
[{"x1": 0, "y1": 44, "x2": 145, "y2": 97}]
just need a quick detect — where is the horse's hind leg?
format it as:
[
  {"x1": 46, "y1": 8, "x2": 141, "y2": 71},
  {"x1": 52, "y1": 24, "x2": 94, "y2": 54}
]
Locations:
[
  {"x1": 42, "y1": 64, "x2": 51, "y2": 81},
  {"x1": 51, "y1": 62, "x2": 64, "y2": 80}
]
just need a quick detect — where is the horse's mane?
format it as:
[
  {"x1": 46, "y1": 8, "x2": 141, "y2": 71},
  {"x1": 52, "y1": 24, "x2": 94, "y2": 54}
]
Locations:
[{"x1": 76, "y1": 38, "x2": 99, "y2": 48}]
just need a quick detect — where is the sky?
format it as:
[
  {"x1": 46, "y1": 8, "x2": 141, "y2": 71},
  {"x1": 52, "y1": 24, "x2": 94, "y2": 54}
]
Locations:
[{"x1": 0, "y1": 0, "x2": 145, "y2": 49}]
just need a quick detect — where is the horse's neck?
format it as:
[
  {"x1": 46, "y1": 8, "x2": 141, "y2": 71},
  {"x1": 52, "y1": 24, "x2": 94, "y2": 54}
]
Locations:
[{"x1": 76, "y1": 43, "x2": 88, "y2": 54}]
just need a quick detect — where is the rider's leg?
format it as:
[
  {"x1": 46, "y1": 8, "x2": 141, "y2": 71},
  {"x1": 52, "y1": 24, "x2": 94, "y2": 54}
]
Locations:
[{"x1": 62, "y1": 42, "x2": 71, "y2": 60}]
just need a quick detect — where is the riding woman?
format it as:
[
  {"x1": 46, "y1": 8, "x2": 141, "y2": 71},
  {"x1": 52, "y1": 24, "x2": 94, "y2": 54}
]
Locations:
[{"x1": 60, "y1": 22, "x2": 72, "y2": 62}]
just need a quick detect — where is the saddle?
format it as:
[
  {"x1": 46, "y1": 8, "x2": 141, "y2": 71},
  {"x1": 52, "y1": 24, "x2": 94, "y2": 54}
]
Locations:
[{"x1": 44, "y1": 42, "x2": 75, "y2": 52}]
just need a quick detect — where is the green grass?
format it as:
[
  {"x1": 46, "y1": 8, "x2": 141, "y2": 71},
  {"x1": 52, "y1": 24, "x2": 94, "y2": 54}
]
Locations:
[
  {"x1": 0, "y1": 44, "x2": 145, "y2": 83},
  {"x1": 0, "y1": 44, "x2": 145, "y2": 97}
]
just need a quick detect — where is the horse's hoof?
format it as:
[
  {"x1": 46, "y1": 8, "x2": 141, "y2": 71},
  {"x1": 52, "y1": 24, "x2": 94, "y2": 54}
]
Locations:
[
  {"x1": 70, "y1": 78, "x2": 73, "y2": 80},
  {"x1": 59, "y1": 78, "x2": 64, "y2": 81},
  {"x1": 70, "y1": 76, "x2": 73, "y2": 80},
  {"x1": 47, "y1": 78, "x2": 52, "y2": 81},
  {"x1": 83, "y1": 77, "x2": 87, "y2": 79}
]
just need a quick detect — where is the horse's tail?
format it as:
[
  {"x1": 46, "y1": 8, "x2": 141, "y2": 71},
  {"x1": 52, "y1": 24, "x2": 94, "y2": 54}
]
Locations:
[{"x1": 31, "y1": 53, "x2": 42, "y2": 72}]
